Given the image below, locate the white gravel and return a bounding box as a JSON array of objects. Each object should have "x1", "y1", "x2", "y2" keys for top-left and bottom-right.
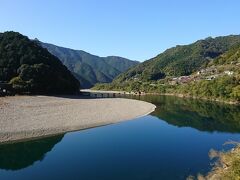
[{"x1": 0, "y1": 96, "x2": 155, "y2": 143}]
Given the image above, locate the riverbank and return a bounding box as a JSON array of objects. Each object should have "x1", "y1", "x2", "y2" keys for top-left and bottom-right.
[
  {"x1": 0, "y1": 96, "x2": 156, "y2": 144},
  {"x1": 147, "y1": 93, "x2": 240, "y2": 105},
  {"x1": 89, "y1": 88, "x2": 239, "y2": 105}
]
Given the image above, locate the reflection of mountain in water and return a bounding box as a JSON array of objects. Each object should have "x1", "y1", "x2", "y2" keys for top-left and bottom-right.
[
  {"x1": 136, "y1": 95, "x2": 240, "y2": 133},
  {"x1": 0, "y1": 135, "x2": 64, "y2": 171}
]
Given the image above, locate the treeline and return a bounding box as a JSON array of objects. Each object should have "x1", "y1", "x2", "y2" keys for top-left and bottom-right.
[
  {"x1": 94, "y1": 75, "x2": 240, "y2": 103},
  {"x1": 176, "y1": 75, "x2": 240, "y2": 102},
  {"x1": 93, "y1": 35, "x2": 240, "y2": 103}
]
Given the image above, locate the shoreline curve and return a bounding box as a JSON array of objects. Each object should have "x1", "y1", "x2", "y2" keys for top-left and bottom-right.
[{"x1": 0, "y1": 96, "x2": 156, "y2": 144}]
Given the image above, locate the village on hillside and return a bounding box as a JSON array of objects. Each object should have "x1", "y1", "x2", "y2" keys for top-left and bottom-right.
[{"x1": 168, "y1": 65, "x2": 237, "y2": 85}]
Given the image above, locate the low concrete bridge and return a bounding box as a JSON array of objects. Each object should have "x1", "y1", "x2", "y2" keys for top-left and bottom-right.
[{"x1": 80, "y1": 89, "x2": 131, "y2": 98}]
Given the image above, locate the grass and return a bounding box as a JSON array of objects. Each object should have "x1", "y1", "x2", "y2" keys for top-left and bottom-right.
[{"x1": 188, "y1": 142, "x2": 240, "y2": 180}]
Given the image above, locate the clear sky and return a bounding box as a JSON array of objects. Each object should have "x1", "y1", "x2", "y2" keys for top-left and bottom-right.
[{"x1": 0, "y1": 0, "x2": 240, "y2": 61}]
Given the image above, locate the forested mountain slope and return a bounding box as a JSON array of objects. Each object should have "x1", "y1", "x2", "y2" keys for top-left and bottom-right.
[
  {"x1": 114, "y1": 35, "x2": 240, "y2": 83},
  {"x1": 41, "y1": 42, "x2": 138, "y2": 88},
  {"x1": 94, "y1": 35, "x2": 240, "y2": 103},
  {"x1": 0, "y1": 32, "x2": 80, "y2": 94}
]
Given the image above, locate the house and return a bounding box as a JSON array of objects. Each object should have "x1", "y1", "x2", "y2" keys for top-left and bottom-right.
[
  {"x1": 178, "y1": 76, "x2": 192, "y2": 83},
  {"x1": 224, "y1": 71, "x2": 234, "y2": 76},
  {"x1": 205, "y1": 75, "x2": 217, "y2": 81},
  {"x1": 197, "y1": 70, "x2": 205, "y2": 75},
  {"x1": 150, "y1": 83, "x2": 157, "y2": 86},
  {"x1": 197, "y1": 68, "x2": 217, "y2": 75},
  {"x1": 169, "y1": 80, "x2": 177, "y2": 85},
  {"x1": 170, "y1": 76, "x2": 192, "y2": 84}
]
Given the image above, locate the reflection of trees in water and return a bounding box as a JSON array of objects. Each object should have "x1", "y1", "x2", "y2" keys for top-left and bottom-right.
[
  {"x1": 0, "y1": 135, "x2": 64, "y2": 171},
  {"x1": 139, "y1": 95, "x2": 240, "y2": 133}
]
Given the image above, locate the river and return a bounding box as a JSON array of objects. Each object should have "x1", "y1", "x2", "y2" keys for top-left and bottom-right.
[{"x1": 0, "y1": 95, "x2": 239, "y2": 179}]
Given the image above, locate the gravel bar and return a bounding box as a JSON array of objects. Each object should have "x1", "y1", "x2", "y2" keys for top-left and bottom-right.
[{"x1": 0, "y1": 96, "x2": 155, "y2": 143}]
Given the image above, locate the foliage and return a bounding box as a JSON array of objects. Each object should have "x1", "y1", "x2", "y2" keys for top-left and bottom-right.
[
  {"x1": 196, "y1": 143, "x2": 240, "y2": 180},
  {"x1": 176, "y1": 76, "x2": 240, "y2": 101},
  {"x1": 114, "y1": 35, "x2": 240, "y2": 83},
  {"x1": 174, "y1": 45, "x2": 240, "y2": 102},
  {"x1": 40, "y1": 42, "x2": 139, "y2": 88},
  {"x1": 94, "y1": 35, "x2": 240, "y2": 103},
  {"x1": 212, "y1": 44, "x2": 240, "y2": 66},
  {"x1": 94, "y1": 74, "x2": 240, "y2": 103},
  {"x1": 0, "y1": 31, "x2": 80, "y2": 94}
]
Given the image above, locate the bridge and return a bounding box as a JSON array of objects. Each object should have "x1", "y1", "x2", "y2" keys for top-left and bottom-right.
[{"x1": 80, "y1": 89, "x2": 141, "y2": 98}]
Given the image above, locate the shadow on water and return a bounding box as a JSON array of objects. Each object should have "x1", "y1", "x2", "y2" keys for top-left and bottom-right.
[
  {"x1": 0, "y1": 135, "x2": 64, "y2": 171},
  {"x1": 131, "y1": 95, "x2": 240, "y2": 133}
]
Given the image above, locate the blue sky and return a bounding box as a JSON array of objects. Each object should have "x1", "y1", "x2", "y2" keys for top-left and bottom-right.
[{"x1": 0, "y1": 0, "x2": 240, "y2": 61}]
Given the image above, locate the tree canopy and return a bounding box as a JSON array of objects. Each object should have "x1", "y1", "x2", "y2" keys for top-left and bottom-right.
[
  {"x1": 0, "y1": 31, "x2": 80, "y2": 94},
  {"x1": 40, "y1": 42, "x2": 139, "y2": 88},
  {"x1": 114, "y1": 35, "x2": 240, "y2": 83}
]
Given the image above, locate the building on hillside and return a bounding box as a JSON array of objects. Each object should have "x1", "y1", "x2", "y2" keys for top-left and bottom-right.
[
  {"x1": 169, "y1": 76, "x2": 192, "y2": 84},
  {"x1": 224, "y1": 71, "x2": 234, "y2": 76},
  {"x1": 178, "y1": 76, "x2": 192, "y2": 83},
  {"x1": 150, "y1": 83, "x2": 157, "y2": 86},
  {"x1": 205, "y1": 75, "x2": 218, "y2": 81},
  {"x1": 169, "y1": 80, "x2": 177, "y2": 85},
  {"x1": 197, "y1": 67, "x2": 217, "y2": 75}
]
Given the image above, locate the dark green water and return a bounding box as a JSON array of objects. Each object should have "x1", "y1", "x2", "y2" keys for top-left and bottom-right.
[{"x1": 0, "y1": 95, "x2": 240, "y2": 180}]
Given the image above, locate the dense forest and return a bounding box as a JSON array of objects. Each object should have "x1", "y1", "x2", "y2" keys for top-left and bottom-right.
[
  {"x1": 113, "y1": 35, "x2": 240, "y2": 83},
  {"x1": 40, "y1": 42, "x2": 139, "y2": 88},
  {"x1": 93, "y1": 35, "x2": 240, "y2": 103},
  {"x1": 0, "y1": 31, "x2": 80, "y2": 94},
  {"x1": 176, "y1": 45, "x2": 240, "y2": 101}
]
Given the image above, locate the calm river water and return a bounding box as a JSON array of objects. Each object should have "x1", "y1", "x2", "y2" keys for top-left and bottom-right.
[{"x1": 0, "y1": 95, "x2": 240, "y2": 180}]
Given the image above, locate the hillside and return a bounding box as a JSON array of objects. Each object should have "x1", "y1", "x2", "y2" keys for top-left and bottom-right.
[
  {"x1": 176, "y1": 44, "x2": 240, "y2": 101},
  {"x1": 0, "y1": 31, "x2": 80, "y2": 94},
  {"x1": 94, "y1": 35, "x2": 240, "y2": 103},
  {"x1": 40, "y1": 42, "x2": 139, "y2": 88},
  {"x1": 114, "y1": 35, "x2": 240, "y2": 83},
  {"x1": 210, "y1": 44, "x2": 240, "y2": 68}
]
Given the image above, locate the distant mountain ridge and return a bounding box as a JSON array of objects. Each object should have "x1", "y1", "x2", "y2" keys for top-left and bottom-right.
[{"x1": 40, "y1": 42, "x2": 139, "y2": 88}]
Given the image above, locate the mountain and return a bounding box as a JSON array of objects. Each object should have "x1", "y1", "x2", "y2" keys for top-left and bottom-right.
[
  {"x1": 40, "y1": 42, "x2": 139, "y2": 88},
  {"x1": 0, "y1": 31, "x2": 80, "y2": 94},
  {"x1": 93, "y1": 35, "x2": 240, "y2": 103},
  {"x1": 113, "y1": 35, "x2": 240, "y2": 83}
]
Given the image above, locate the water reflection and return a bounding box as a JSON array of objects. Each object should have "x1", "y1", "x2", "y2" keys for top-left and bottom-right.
[
  {"x1": 134, "y1": 95, "x2": 240, "y2": 133},
  {"x1": 0, "y1": 95, "x2": 239, "y2": 179},
  {"x1": 0, "y1": 135, "x2": 64, "y2": 170}
]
